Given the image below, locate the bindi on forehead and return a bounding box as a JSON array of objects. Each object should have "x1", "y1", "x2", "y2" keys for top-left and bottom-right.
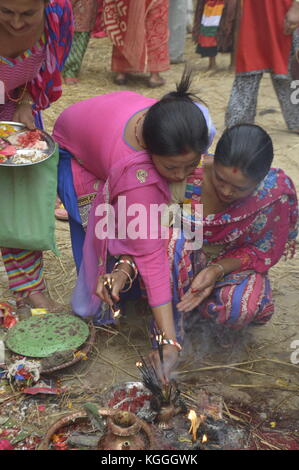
[{"x1": 231, "y1": 167, "x2": 239, "y2": 174}]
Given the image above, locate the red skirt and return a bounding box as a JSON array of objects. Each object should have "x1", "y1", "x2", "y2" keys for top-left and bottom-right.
[{"x1": 236, "y1": 0, "x2": 293, "y2": 75}]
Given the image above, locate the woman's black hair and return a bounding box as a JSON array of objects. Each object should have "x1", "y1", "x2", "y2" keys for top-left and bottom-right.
[
  {"x1": 214, "y1": 124, "x2": 274, "y2": 182},
  {"x1": 142, "y1": 69, "x2": 209, "y2": 156}
]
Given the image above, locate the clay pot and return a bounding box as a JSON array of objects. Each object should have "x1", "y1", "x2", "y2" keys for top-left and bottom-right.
[
  {"x1": 98, "y1": 411, "x2": 147, "y2": 450},
  {"x1": 39, "y1": 408, "x2": 155, "y2": 450}
]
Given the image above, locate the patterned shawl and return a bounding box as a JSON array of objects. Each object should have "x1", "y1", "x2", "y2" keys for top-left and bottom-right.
[
  {"x1": 27, "y1": 0, "x2": 74, "y2": 112},
  {"x1": 184, "y1": 166, "x2": 298, "y2": 273}
]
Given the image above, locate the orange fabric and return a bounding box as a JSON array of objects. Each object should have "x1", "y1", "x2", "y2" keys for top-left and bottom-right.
[
  {"x1": 236, "y1": 0, "x2": 293, "y2": 75},
  {"x1": 103, "y1": 0, "x2": 169, "y2": 73}
]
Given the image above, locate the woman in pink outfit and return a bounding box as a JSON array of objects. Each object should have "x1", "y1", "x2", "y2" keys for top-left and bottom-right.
[
  {"x1": 0, "y1": 0, "x2": 73, "y2": 312},
  {"x1": 53, "y1": 72, "x2": 215, "y2": 379}
]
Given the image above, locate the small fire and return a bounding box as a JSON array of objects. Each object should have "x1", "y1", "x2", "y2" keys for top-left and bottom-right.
[
  {"x1": 202, "y1": 434, "x2": 208, "y2": 444},
  {"x1": 136, "y1": 361, "x2": 143, "y2": 368},
  {"x1": 112, "y1": 308, "x2": 121, "y2": 319},
  {"x1": 188, "y1": 409, "x2": 205, "y2": 442}
]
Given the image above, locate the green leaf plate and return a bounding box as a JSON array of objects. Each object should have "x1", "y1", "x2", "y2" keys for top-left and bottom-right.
[{"x1": 5, "y1": 314, "x2": 90, "y2": 358}]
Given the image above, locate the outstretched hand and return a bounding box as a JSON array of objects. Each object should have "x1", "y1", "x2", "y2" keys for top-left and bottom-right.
[{"x1": 176, "y1": 265, "x2": 221, "y2": 312}]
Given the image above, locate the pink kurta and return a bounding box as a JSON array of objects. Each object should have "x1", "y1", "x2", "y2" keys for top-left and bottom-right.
[
  {"x1": 53, "y1": 91, "x2": 172, "y2": 308},
  {"x1": 0, "y1": 36, "x2": 46, "y2": 120}
]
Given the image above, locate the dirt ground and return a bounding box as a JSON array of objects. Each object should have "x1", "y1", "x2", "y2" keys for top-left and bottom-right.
[{"x1": 1, "y1": 35, "x2": 299, "y2": 427}]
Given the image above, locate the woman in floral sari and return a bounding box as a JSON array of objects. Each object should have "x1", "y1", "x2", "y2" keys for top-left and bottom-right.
[{"x1": 169, "y1": 124, "x2": 298, "y2": 346}]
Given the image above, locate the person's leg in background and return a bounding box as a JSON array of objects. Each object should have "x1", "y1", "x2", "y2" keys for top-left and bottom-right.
[
  {"x1": 225, "y1": 72, "x2": 263, "y2": 127},
  {"x1": 168, "y1": 0, "x2": 188, "y2": 64},
  {"x1": 271, "y1": 75, "x2": 299, "y2": 132},
  {"x1": 62, "y1": 32, "x2": 91, "y2": 84}
]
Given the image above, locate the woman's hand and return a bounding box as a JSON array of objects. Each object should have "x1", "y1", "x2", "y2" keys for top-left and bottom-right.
[
  {"x1": 13, "y1": 103, "x2": 35, "y2": 130},
  {"x1": 96, "y1": 270, "x2": 128, "y2": 305},
  {"x1": 176, "y1": 265, "x2": 221, "y2": 312},
  {"x1": 148, "y1": 345, "x2": 179, "y2": 384},
  {"x1": 284, "y1": 2, "x2": 299, "y2": 34}
]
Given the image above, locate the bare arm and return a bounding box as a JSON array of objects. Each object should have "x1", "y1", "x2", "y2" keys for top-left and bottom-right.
[
  {"x1": 284, "y1": 1, "x2": 299, "y2": 34},
  {"x1": 12, "y1": 91, "x2": 35, "y2": 130}
]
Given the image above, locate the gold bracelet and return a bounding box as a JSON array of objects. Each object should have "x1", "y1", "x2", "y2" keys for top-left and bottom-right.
[
  {"x1": 17, "y1": 100, "x2": 34, "y2": 106},
  {"x1": 112, "y1": 268, "x2": 133, "y2": 293},
  {"x1": 114, "y1": 258, "x2": 138, "y2": 281},
  {"x1": 209, "y1": 263, "x2": 225, "y2": 280}
]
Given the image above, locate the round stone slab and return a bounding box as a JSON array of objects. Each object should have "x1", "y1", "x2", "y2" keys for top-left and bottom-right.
[{"x1": 5, "y1": 314, "x2": 90, "y2": 358}]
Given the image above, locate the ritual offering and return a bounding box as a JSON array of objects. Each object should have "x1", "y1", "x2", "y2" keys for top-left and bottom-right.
[
  {"x1": 0, "y1": 122, "x2": 55, "y2": 166},
  {"x1": 5, "y1": 314, "x2": 90, "y2": 358}
]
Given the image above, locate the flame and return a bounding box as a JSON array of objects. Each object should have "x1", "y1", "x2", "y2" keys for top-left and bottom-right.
[
  {"x1": 112, "y1": 308, "x2": 121, "y2": 319},
  {"x1": 202, "y1": 434, "x2": 208, "y2": 443},
  {"x1": 136, "y1": 361, "x2": 143, "y2": 368},
  {"x1": 155, "y1": 333, "x2": 164, "y2": 344},
  {"x1": 188, "y1": 409, "x2": 204, "y2": 442}
]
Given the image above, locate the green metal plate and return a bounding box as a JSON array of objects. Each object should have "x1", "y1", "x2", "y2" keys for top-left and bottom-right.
[{"x1": 5, "y1": 314, "x2": 90, "y2": 358}]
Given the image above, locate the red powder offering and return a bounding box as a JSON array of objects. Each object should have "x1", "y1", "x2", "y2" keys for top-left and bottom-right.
[
  {"x1": 17, "y1": 130, "x2": 43, "y2": 148},
  {"x1": 108, "y1": 386, "x2": 151, "y2": 413}
]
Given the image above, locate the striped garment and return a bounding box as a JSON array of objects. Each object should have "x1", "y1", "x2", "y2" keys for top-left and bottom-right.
[
  {"x1": 0, "y1": 0, "x2": 73, "y2": 300},
  {"x1": 62, "y1": 32, "x2": 90, "y2": 79},
  {"x1": 0, "y1": 37, "x2": 48, "y2": 298},
  {"x1": 197, "y1": 0, "x2": 225, "y2": 57},
  {"x1": 0, "y1": 35, "x2": 46, "y2": 120},
  {"x1": 1, "y1": 249, "x2": 45, "y2": 299}
]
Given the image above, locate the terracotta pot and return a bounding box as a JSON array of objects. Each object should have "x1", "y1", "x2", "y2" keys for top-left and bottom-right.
[
  {"x1": 98, "y1": 411, "x2": 148, "y2": 450},
  {"x1": 38, "y1": 408, "x2": 155, "y2": 450}
]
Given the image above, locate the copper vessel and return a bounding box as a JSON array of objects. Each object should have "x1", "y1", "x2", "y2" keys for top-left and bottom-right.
[
  {"x1": 98, "y1": 410, "x2": 153, "y2": 450},
  {"x1": 156, "y1": 403, "x2": 180, "y2": 430}
]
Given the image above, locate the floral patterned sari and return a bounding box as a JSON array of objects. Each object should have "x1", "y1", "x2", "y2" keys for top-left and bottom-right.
[{"x1": 169, "y1": 164, "x2": 298, "y2": 343}]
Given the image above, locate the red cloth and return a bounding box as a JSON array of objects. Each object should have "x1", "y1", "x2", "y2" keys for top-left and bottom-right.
[
  {"x1": 103, "y1": 0, "x2": 169, "y2": 73},
  {"x1": 71, "y1": 0, "x2": 98, "y2": 32},
  {"x1": 236, "y1": 0, "x2": 293, "y2": 75}
]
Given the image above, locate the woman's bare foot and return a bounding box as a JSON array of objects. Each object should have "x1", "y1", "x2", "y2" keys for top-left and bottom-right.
[
  {"x1": 208, "y1": 57, "x2": 217, "y2": 71},
  {"x1": 148, "y1": 73, "x2": 165, "y2": 88},
  {"x1": 114, "y1": 73, "x2": 127, "y2": 85},
  {"x1": 27, "y1": 292, "x2": 69, "y2": 313}
]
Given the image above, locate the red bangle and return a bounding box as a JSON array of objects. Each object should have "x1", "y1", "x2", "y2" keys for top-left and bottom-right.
[
  {"x1": 114, "y1": 259, "x2": 138, "y2": 281},
  {"x1": 161, "y1": 338, "x2": 182, "y2": 352}
]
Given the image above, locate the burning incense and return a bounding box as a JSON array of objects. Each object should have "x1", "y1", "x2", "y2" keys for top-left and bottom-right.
[
  {"x1": 136, "y1": 357, "x2": 183, "y2": 409},
  {"x1": 153, "y1": 325, "x2": 165, "y2": 366},
  {"x1": 103, "y1": 279, "x2": 121, "y2": 319},
  {"x1": 136, "y1": 356, "x2": 165, "y2": 403}
]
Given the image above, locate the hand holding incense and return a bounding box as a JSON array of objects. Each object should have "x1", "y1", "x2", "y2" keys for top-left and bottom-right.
[{"x1": 103, "y1": 278, "x2": 121, "y2": 319}]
